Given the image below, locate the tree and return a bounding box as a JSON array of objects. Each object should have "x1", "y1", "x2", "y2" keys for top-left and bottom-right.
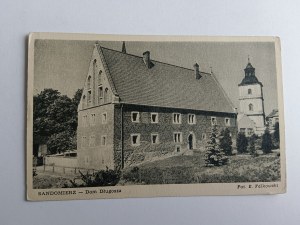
[
  {"x1": 248, "y1": 134, "x2": 258, "y2": 157},
  {"x1": 236, "y1": 132, "x2": 248, "y2": 154},
  {"x1": 262, "y1": 128, "x2": 273, "y2": 154},
  {"x1": 204, "y1": 126, "x2": 228, "y2": 166},
  {"x1": 33, "y1": 88, "x2": 82, "y2": 155},
  {"x1": 274, "y1": 122, "x2": 280, "y2": 143},
  {"x1": 219, "y1": 128, "x2": 233, "y2": 156}
]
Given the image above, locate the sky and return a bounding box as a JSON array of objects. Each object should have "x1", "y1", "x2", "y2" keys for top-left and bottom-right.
[{"x1": 34, "y1": 39, "x2": 278, "y2": 115}]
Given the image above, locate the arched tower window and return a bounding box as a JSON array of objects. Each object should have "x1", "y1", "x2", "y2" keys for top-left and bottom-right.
[
  {"x1": 87, "y1": 76, "x2": 91, "y2": 89},
  {"x1": 93, "y1": 59, "x2": 97, "y2": 75},
  {"x1": 249, "y1": 103, "x2": 253, "y2": 111},
  {"x1": 248, "y1": 88, "x2": 252, "y2": 95},
  {"x1": 98, "y1": 86, "x2": 103, "y2": 100}
]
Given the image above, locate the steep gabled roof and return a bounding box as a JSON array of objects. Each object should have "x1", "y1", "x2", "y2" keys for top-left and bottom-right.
[{"x1": 98, "y1": 46, "x2": 235, "y2": 114}]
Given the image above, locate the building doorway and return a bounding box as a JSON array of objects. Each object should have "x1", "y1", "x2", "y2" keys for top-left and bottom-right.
[{"x1": 188, "y1": 134, "x2": 194, "y2": 150}]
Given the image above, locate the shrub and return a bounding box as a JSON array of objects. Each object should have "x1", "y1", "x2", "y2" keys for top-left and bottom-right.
[
  {"x1": 204, "y1": 126, "x2": 228, "y2": 166},
  {"x1": 237, "y1": 132, "x2": 248, "y2": 154},
  {"x1": 219, "y1": 128, "x2": 233, "y2": 156},
  {"x1": 262, "y1": 128, "x2": 273, "y2": 154},
  {"x1": 69, "y1": 167, "x2": 121, "y2": 187},
  {"x1": 248, "y1": 134, "x2": 258, "y2": 157},
  {"x1": 122, "y1": 166, "x2": 140, "y2": 183}
]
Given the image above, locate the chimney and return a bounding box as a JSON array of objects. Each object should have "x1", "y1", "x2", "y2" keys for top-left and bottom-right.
[
  {"x1": 193, "y1": 63, "x2": 201, "y2": 79},
  {"x1": 143, "y1": 51, "x2": 153, "y2": 69}
]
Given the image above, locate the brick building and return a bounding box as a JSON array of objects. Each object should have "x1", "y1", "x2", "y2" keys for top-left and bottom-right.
[{"x1": 77, "y1": 42, "x2": 237, "y2": 170}]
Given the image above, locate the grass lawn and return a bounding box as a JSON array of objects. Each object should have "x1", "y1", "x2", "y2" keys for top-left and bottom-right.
[{"x1": 121, "y1": 151, "x2": 280, "y2": 185}]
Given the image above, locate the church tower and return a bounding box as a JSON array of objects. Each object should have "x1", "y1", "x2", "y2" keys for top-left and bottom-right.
[{"x1": 238, "y1": 58, "x2": 265, "y2": 135}]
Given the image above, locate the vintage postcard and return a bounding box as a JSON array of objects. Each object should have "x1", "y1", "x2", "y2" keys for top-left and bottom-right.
[{"x1": 27, "y1": 33, "x2": 286, "y2": 201}]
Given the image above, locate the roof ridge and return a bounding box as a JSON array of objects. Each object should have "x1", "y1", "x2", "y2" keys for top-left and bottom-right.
[{"x1": 100, "y1": 46, "x2": 211, "y2": 75}]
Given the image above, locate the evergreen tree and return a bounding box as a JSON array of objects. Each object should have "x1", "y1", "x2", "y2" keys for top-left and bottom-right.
[
  {"x1": 248, "y1": 134, "x2": 258, "y2": 157},
  {"x1": 236, "y1": 132, "x2": 248, "y2": 154},
  {"x1": 262, "y1": 128, "x2": 273, "y2": 154},
  {"x1": 219, "y1": 128, "x2": 233, "y2": 156},
  {"x1": 274, "y1": 122, "x2": 280, "y2": 143},
  {"x1": 204, "y1": 126, "x2": 228, "y2": 166}
]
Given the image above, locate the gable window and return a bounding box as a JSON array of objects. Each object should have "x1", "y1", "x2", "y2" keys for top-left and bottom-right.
[
  {"x1": 131, "y1": 134, "x2": 140, "y2": 146},
  {"x1": 87, "y1": 76, "x2": 91, "y2": 89},
  {"x1": 82, "y1": 95, "x2": 86, "y2": 108},
  {"x1": 87, "y1": 90, "x2": 91, "y2": 102},
  {"x1": 173, "y1": 113, "x2": 181, "y2": 124},
  {"x1": 102, "y1": 112, "x2": 107, "y2": 124},
  {"x1": 225, "y1": 118, "x2": 230, "y2": 126},
  {"x1": 174, "y1": 132, "x2": 182, "y2": 143},
  {"x1": 101, "y1": 135, "x2": 107, "y2": 146},
  {"x1": 188, "y1": 114, "x2": 196, "y2": 124},
  {"x1": 151, "y1": 133, "x2": 159, "y2": 144},
  {"x1": 151, "y1": 113, "x2": 158, "y2": 123},
  {"x1": 104, "y1": 88, "x2": 109, "y2": 103},
  {"x1": 98, "y1": 70, "x2": 102, "y2": 84},
  {"x1": 248, "y1": 88, "x2": 252, "y2": 95},
  {"x1": 98, "y1": 86, "x2": 103, "y2": 99},
  {"x1": 211, "y1": 117, "x2": 217, "y2": 125},
  {"x1": 89, "y1": 135, "x2": 95, "y2": 147},
  {"x1": 249, "y1": 103, "x2": 254, "y2": 111},
  {"x1": 131, "y1": 112, "x2": 140, "y2": 123},
  {"x1": 90, "y1": 113, "x2": 96, "y2": 126}
]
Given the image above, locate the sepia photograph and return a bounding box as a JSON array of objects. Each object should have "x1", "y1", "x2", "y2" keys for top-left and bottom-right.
[{"x1": 27, "y1": 33, "x2": 285, "y2": 201}]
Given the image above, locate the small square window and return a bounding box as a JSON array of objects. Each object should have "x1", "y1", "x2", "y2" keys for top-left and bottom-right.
[
  {"x1": 225, "y1": 118, "x2": 230, "y2": 126},
  {"x1": 188, "y1": 114, "x2": 196, "y2": 124},
  {"x1": 131, "y1": 134, "x2": 140, "y2": 146},
  {"x1": 102, "y1": 112, "x2": 107, "y2": 124},
  {"x1": 175, "y1": 145, "x2": 181, "y2": 153},
  {"x1": 131, "y1": 112, "x2": 140, "y2": 123},
  {"x1": 173, "y1": 113, "x2": 181, "y2": 124},
  {"x1": 174, "y1": 132, "x2": 182, "y2": 143},
  {"x1": 82, "y1": 136, "x2": 87, "y2": 147},
  {"x1": 151, "y1": 113, "x2": 158, "y2": 123},
  {"x1": 89, "y1": 135, "x2": 95, "y2": 147},
  {"x1": 90, "y1": 113, "x2": 96, "y2": 126},
  {"x1": 151, "y1": 133, "x2": 159, "y2": 144},
  {"x1": 101, "y1": 136, "x2": 107, "y2": 146},
  {"x1": 211, "y1": 117, "x2": 217, "y2": 125}
]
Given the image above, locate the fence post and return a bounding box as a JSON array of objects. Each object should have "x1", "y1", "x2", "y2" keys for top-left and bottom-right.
[
  {"x1": 44, "y1": 164, "x2": 46, "y2": 172},
  {"x1": 52, "y1": 166, "x2": 55, "y2": 173},
  {"x1": 75, "y1": 168, "x2": 77, "y2": 174}
]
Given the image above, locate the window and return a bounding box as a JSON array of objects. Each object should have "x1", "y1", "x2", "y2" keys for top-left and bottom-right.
[
  {"x1": 240, "y1": 128, "x2": 246, "y2": 134},
  {"x1": 151, "y1": 113, "x2": 158, "y2": 123},
  {"x1": 82, "y1": 95, "x2": 86, "y2": 108},
  {"x1": 249, "y1": 103, "x2": 253, "y2": 111},
  {"x1": 89, "y1": 135, "x2": 95, "y2": 147},
  {"x1": 90, "y1": 113, "x2": 96, "y2": 125},
  {"x1": 83, "y1": 115, "x2": 88, "y2": 127},
  {"x1": 104, "y1": 88, "x2": 109, "y2": 103},
  {"x1": 174, "y1": 132, "x2": 182, "y2": 143},
  {"x1": 131, "y1": 112, "x2": 140, "y2": 123},
  {"x1": 173, "y1": 113, "x2": 181, "y2": 124},
  {"x1": 87, "y1": 90, "x2": 91, "y2": 102},
  {"x1": 225, "y1": 118, "x2": 230, "y2": 126},
  {"x1": 98, "y1": 86, "x2": 103, "y2": 99},
  {"x1": 248, "y1": 88, "x2": 252, "y2": 95},
  {"x1": 202, "y1": 133, "x2": 206, "y2": 140},
  {"x1": 98, "y1": 70, "x2": 102, "y2": 84},
  {"x1": 81, "y1": 136, "x2": 87, "y2": 147},
  {"x1": 188, "y1": 114, "x2": 196, "y2": 124},
  {"x1": 101, "y1": 135, "x2": 107, "y2": 146},
  {"x1": 175, "y1": 145, "x2": 181, "y2": 153},
  {"x1": 211, "y1": 117, "x2": 217, "y2": 125},
  {"x1": 131, "y1": 134, "x2": 140, "y2": 146},
  {"x1": 151, "y1": 133, "x2": 159, "y2": 144},
  {"x1": 87, "y1": 76, "x2": 91, "y2": 89},
  {"x1": 102, "y1": 112, "x2": 107, "y2": 124}
]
